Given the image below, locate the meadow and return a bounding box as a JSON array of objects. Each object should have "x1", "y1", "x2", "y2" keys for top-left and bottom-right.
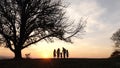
[{"x1": 0, "y1": 58, "x2": 120, "y2": 68}]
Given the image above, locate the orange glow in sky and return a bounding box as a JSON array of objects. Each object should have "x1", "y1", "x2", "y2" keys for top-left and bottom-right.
[
  {"x1": 0, "y1": 39, "x2": 113, "y2": 59},
  {"x1": 1, "y1": 0, "x2": 119, "y2": 59}
]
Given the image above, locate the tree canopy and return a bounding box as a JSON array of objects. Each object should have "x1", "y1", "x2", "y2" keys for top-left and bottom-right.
[
  {"x1": 0, "y1": 0, "x2": 86, "y2": 59},
  {"x1": 111, "y1": 28, "x2": 120, "y2": 58},
  {"x1": 111, "y1": 29, "x2": 120, "y2": 50}
]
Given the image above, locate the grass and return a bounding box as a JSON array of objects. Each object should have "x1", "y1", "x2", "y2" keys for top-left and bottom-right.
[{"x1": 0, "y1": 58, "x2": 120, "y2": 68}]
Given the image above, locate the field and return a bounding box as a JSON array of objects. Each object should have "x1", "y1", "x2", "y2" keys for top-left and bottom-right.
[{"x1": 0, "y1": 58, "x2": 120, "y2": 68}]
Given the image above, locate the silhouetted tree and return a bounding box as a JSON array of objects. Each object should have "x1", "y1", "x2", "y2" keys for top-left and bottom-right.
[
  {"x1": 111, "y1": 28, "x2": 120, "y2": 58},
  {"x1": 0, "y1": 0, "x2": 86, "y2": 59},
  {"x1": 110, "y1": 50, "x2": 120, "y2": 58},
  {"x1": 111, "y1": 29, "x2": 120, "y2": 49}
]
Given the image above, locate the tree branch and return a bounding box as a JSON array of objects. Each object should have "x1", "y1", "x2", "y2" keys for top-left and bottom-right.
[{"x1": 22, "y1": 33, "x2": 54, "y2": 49}]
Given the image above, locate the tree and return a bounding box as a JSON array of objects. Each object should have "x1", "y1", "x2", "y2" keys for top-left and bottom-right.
[
  {"x1": 111, "y1": 29, "x2": 120, "y2": 58},
  {"x1": 0, "y1": 0, "x2": 86, "y2": 59},
  {"x1": 110, "y1": 50, "x2": 120, "y2": 58},
  {"x1": 111, "y1": 29, "x2": 120, "y2": 50}
]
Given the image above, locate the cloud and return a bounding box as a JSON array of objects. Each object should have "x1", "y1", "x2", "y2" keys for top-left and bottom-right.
[
  {"x1": 66, "y1": 0, "x2": 105, "y2": 31},
  {"x1": 95, "y1": 0, "x2": 120, "y2": 25},
  {"x1": 66, "y1": 0, "x2": 120, "y2": 45},
  {"x1": 64, "y1": 0, "x2": 120, "y2": 57}
]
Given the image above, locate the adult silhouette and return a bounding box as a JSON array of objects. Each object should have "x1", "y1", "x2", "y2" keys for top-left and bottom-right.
[
  {"x1": 66, "y1": 50, "x2": 69, "y2": 58},
  {"x1": 53, "y1": 49, "x2": 56, "y2": 58},
  {"x1": 62, "y1": 47, "x2": 66, "y2": 58},
  {"x1": 57, "y1": 48, "x2": 60, "y2": 58}
]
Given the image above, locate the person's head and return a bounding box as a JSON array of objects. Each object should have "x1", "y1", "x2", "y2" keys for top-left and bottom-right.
[{"x1": 58, "y1": 48, "x2": 60, "y2": 50}]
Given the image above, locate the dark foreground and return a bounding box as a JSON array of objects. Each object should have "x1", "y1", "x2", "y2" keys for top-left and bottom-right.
[{"x1": 0, "y1": 58, "x2": 120, "y2": 68}]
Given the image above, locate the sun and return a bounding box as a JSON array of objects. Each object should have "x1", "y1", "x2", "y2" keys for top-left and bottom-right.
[
  {"x1": 40, "y1": 52, "x2": 51, "y2": 58},
  {"x1": 43, "y1": 54, "x2": 50, "y2": 58}
]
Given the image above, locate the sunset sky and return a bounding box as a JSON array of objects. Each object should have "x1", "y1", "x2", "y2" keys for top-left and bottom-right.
[{"x1": 0, "y1": 0, "x2": 120, "y2": 59}]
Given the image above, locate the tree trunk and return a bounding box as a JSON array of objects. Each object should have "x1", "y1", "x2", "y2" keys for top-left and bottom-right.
[{"x1": 14, "y1": 49, "x2": 22, "y2": 60}]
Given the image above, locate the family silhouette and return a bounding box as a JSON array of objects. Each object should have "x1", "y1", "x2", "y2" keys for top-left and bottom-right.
[{"x1": 53, "y1": 47, "x2": 69, "y2": 58}]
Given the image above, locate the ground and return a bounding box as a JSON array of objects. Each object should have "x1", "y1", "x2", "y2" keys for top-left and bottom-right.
[{"x1": 0, "y1": 58, "x2": 120, "y2": 68}]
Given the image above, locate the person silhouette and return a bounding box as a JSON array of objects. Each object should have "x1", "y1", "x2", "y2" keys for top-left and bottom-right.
[
  {"x1": 62, "y1": 47, "x2": 66, "y2": 58},
  {"x1": 60, "y1": 52, "x2": 62, "y2": 58},
  {"x1": 66, "y1": 50, "x2": 69, "y2": 58},
  {"x1": 53, "y1": 49, "x2": 56, "y2": 58},
  {"x1": 57, "y1": 48, "x2": 60, "y2": 58}
]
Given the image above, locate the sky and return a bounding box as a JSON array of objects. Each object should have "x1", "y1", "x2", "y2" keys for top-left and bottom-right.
[{"x1": 0, "y1": 0, "x2": 120, "y2": 59}]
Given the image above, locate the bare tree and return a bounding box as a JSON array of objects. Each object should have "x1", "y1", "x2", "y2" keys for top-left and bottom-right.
[
  {"x1": 111, "y1": 29, "x2": 120, "y2": 51},
  {"x1": 111, "y1": 28, "x2": 120, "y2": 58},
  {"x1": 0, "y1": 0, "x2": 86, "y2": 59}
]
